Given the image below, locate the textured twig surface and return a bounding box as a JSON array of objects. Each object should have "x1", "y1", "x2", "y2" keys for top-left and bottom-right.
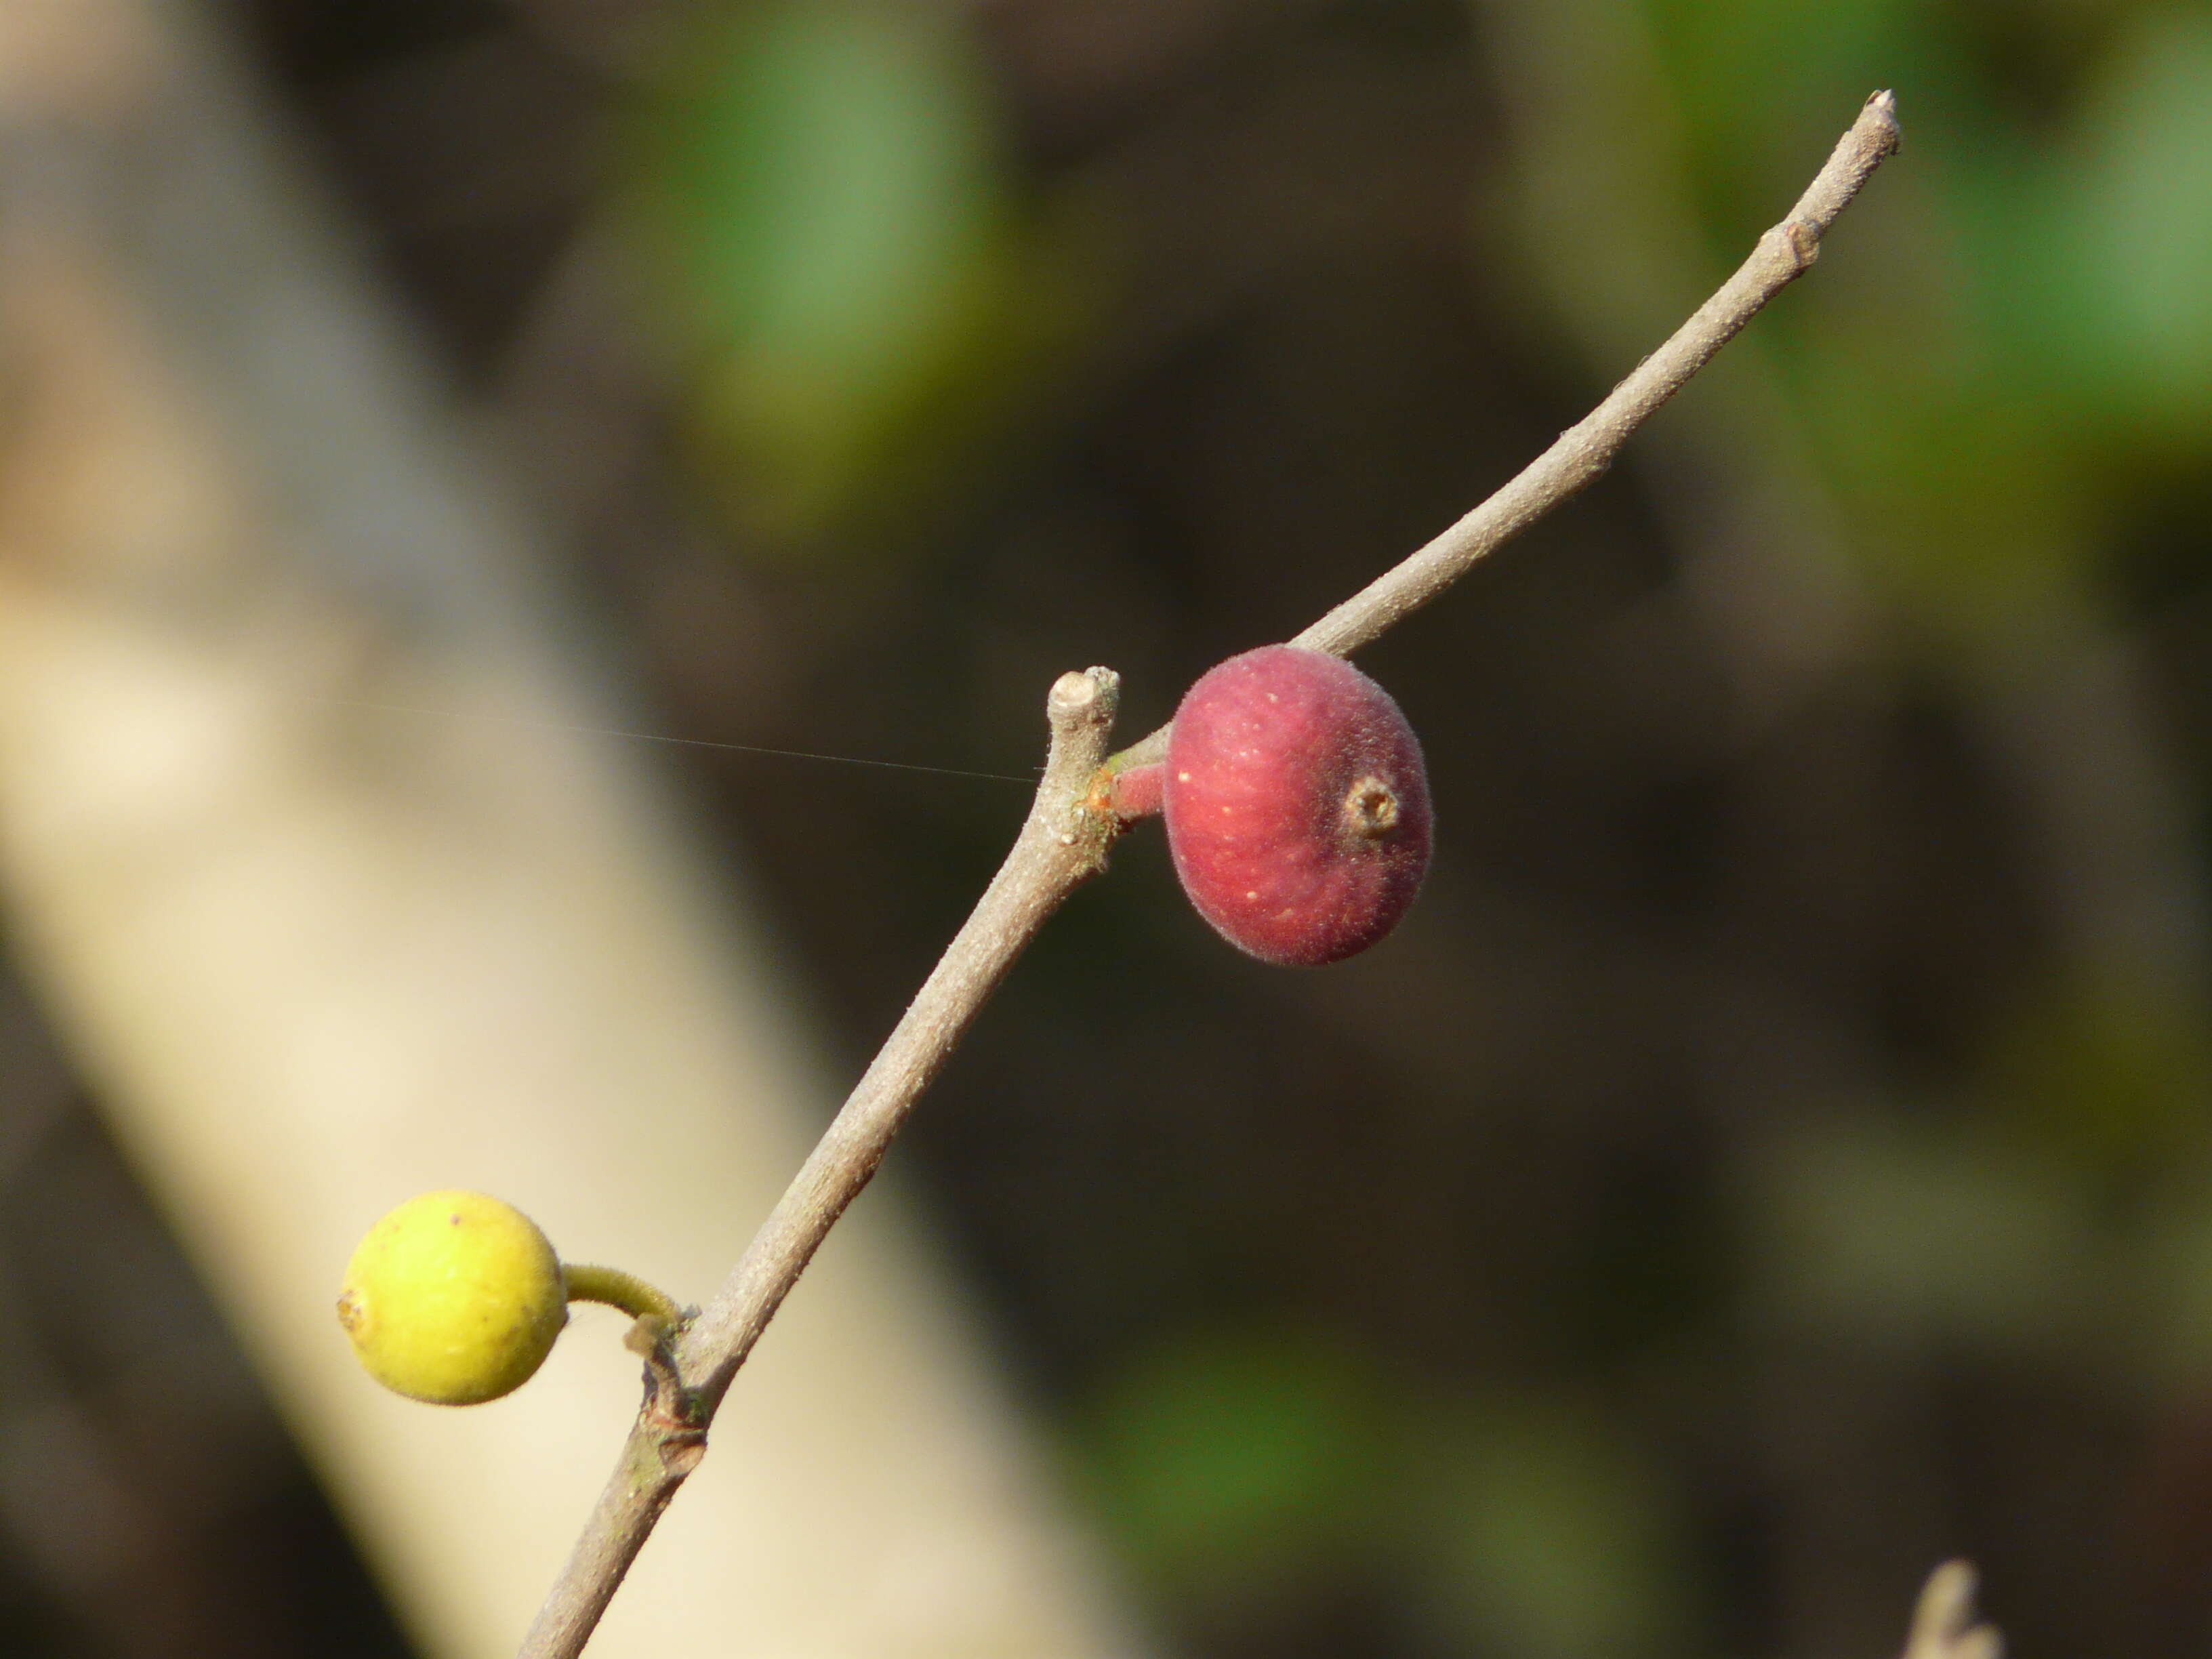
[{"x1": 520, "y1": 93, "x2": 1903, "y2": 1658}]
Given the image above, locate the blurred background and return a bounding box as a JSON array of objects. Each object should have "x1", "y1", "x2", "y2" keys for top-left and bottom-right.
[{"x1": 4, "y1": 0, "x2": 2212, "y2": 1655}]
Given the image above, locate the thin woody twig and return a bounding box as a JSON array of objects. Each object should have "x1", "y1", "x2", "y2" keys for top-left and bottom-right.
[
  {"x1": 518, "y1": 668, "x2": 1123, "y2": 1659},
  {"x1": 519, "y1": 93, "x2": 1902, "y2": 1658},
  {"x1": 1111, "y1": 89, "x2": 1901, "y2": 772}
]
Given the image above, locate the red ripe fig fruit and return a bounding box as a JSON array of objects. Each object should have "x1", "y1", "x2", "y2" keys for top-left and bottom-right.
[{"x1": 1164, "y1": 645, "x2": 1431, "y2": 966}]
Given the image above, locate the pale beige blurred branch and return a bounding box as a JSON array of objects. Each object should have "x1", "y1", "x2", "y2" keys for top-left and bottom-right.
[
  {"x1": 523, "y1": 91, "x2": 1902, "y2": 1658},
  {"x1": 1901, "y1": 1562, "x2": 2003, "y2": 1659}
]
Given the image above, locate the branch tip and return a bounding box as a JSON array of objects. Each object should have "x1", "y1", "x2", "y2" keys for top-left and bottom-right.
[
  {"x1": 1904, "y1": 1561, "x2": 2003, "y2": 1659},
  {"x1": 1048, "y1": 666, "x2": 1120, "y2": 732}
]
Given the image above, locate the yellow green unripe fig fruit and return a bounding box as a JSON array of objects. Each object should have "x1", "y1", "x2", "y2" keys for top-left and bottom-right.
[{"x1": 337, "y1": 1191, "x2": 569, "y2": 1405}]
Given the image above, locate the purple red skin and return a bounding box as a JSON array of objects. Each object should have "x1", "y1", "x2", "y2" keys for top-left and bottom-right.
[{"x1": 1163, "y1": 646, "x2": 1431, "y2": 966}]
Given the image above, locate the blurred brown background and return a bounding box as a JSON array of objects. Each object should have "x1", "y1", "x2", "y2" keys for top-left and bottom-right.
[{"x1": 5, "y1": 0, "x2": 2212, "y2": 1655}]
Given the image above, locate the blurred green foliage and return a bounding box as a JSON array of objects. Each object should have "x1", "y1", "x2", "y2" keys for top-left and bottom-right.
[
  {"x1": 1083, "y1": 1325, "x2": 1694, "y2": 1656},
  {"x1": 2064, "y1": 11, "x2": 2212, "y2": 439},
  {"x1": 1646, "y1": 0, "x2": 2212, "y2": 630},
  {"x1": 1980, "y1": 970, "x2": 2212, "y2": 1174},
  {"x1": 1748, "y1": 1116, "x2": 2108, "y2": 1358},
  {"x1": 1082, "y1": 1326, "x2": 1387, "y2": 1601},
  {"x1": 1406, "y1": 1394, "x2": 1695, "y2": 1659},
  {"x1": 621, "y1": 1, "x2": 1096, "y2": 552}
]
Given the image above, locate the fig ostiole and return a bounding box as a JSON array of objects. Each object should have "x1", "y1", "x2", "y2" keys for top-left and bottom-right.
[{"x1": 1162, "y1": 644, "x2": 1431, "y2": 966}]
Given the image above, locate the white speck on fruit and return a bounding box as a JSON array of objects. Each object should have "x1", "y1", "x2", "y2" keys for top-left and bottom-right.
[
  {"x1": 1245, "y1": 890, "x2": 1258, "y2": 900},
  {"x1": 1178, "y1": 771, "x2": 1191, "y2": 782}
]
